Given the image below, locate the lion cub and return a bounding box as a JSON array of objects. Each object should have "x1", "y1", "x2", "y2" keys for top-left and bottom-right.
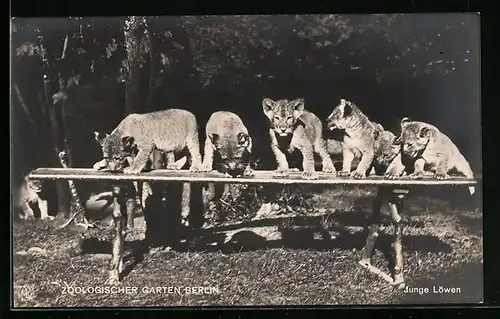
[
  {"x1": 201, "y1": 111, "x2": 253, "y2": 178},
  {"x1": 94, "y1": 109, "x2": 203, "y2": 174},
  {"x1": 395, "y1": 117, "x2": 475, "y2": 181},
  {"x1": 326, "y1": 98, "x2": 389, "y2": 179},
  {"x1": 262, "y1": 98, "x2": 336, "y2": 180},
  {"x1": 14, "y1": 175, "x2": 51, "y2": 220}
]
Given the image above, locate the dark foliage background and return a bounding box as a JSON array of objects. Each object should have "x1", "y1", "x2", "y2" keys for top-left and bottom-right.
[{"x1": 11, "y1": 14, "x2": 481, "y2": 190}]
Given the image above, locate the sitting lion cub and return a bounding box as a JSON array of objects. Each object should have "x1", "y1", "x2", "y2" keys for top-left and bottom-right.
[
  {"x1": 326, "y1": 98, "x2": 387, "y2": 179},
  {"x1": 201, "y1": 111, "x2": 254, "y2": 178},
  {"x1": 14, "y1": 175, "x2": 51, "y2": 220},
  {"x1": 94, "y1": 109, "x2": 204, "y2": 174},
  {"x1": 262, "y1": 97, "x2": 336, "y2": 180},
  {"x1": 395, "y1": 117, "x2": 475, "y2": 181}
]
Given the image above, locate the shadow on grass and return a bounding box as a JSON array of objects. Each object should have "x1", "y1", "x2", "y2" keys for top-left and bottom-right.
[
  {"x1": 195, "y1": 221, "x2": 452, "y2": 254},
  {"x1": 77, "y1": 208, "x2": 453, "y2": 282}
]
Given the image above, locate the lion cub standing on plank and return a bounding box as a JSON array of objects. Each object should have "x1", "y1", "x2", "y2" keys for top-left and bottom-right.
[
  {"x1": 395, "y1": 117, "x2": 475, "y2": 182},
  {"x1": 94, "y1": 109, "x2": 204, "y2": 174},
  {"x1": 326, "y1": 98, "x2": 400, "y2": 179},
  {"x1": 262, "y1": 97, "x2": 336, "y2": 180},
  {"x1": 201, "y1": 111, "x2": 254, "y2": 178}
]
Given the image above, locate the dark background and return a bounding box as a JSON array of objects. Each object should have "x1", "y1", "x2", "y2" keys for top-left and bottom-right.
[{"x1": 11, "y1": 14, "x2": 481, "y2": 190}]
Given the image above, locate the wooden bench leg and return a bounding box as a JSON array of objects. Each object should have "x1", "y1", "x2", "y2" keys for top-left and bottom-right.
[
  {"x1": 181, "y1": 182, "x2": 191, "y2": 227},
  {"x1": 359, "y1": 187, "x2": 409, "y2": 287},
  {"x1": 388, "y1": 189, "x2": 408, "y2": 288},
  {"x1": 108, "y1": 185, "x2": 127, "y2": 284},
  {"x1": 360, "y1": 191, "x2": 383, "y2": 266},
  {"x1": 359, "y1": 188, "x2": 394, "y2": 284},
  {"x1": 125, "y1": 183, "x2": 136, "y2": 232}
]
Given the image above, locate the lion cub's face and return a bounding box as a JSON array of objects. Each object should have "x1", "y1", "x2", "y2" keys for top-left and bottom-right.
[
  {"x1": 94, "y1": 132, "x2": 136, "y2": 172},
  {"x1": 395, "y1": 118, "x2": 432, "y2": 158},
  {"x1": 26, "y1": 177, "x2": 44, "y2": 193},
  {"x1": 326, "y1": 99, "x2": 355, "y2": 131},
  {"x1": 262, "y1": 98, "x2": 305, "y2": 136},
  {"x1": 209, "y1": 132, "x2": 252, "y2": 177}
]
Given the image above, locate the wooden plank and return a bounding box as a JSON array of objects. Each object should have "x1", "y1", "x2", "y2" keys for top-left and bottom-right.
[{"x1": 28, "y1": 168, "x2": 479, "y2": 186}]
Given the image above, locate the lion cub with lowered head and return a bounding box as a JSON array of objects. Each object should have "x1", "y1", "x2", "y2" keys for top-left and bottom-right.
[
  {"x1": 395, "y1": 117, "x2": 475, "y2": 181},
  {"x1": 262, "y1": 98, "x2": 336, "y2": 180},
  {"x1": 326, "y1": 98, "x2": 405, "y2": 179},
  {"x1": 94, "y1": 109, "x2": 204, "y2": 174},
  {"x1": 201, "y1": 111, "x2": 254, "y2": 177}
]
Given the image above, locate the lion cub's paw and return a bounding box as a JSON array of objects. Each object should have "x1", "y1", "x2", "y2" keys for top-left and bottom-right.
[
  {"x1": 189, "y1": 164, "x2": 203, "y2": 173},
  {"x1": 123, "y1": 167, "x2": 141, "y2": 174},
  {"x1": 322, "y1": 165, "x2": 337, "y2": 174},
  {"x1": 409, "y1": 172, "x2": 425, "y2": 179},
  {"x1": 350, "y1": 170, "x2": 366, "y2": 179},
  {"x1": 301, "y1": 171, "x2": 318, "y2": 180},
  {"x1": 243, "y1": 167, "x2": 255, "y2": 177},
  {"x1": 274, "y1": 169, "x2": 290, "y2": 177},
  {"x1": 434, "y1": 172, "x2": 450, "y2": 180},
  {"x1": 384, "y1": 173, "x2": 402, "y2": 180},
  {"x1": 337, "y1": 170, "x2": 350, "y2": 177},
  {"x1": 200, "y1": 164, "x2": 214, "y2": 172}
]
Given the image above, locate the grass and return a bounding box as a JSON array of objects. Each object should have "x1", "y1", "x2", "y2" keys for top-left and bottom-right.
[{"x1": 12, "y1": 185, "x2": 483, "y2": 307}]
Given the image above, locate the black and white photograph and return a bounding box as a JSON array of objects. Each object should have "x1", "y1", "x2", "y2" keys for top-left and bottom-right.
[{"x1": 11, "y1": 13, "x2": 482, "y2": 307}]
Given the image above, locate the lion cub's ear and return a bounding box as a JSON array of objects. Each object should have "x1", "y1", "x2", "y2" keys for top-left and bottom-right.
[
  {"x1": 262, "y1": 98, "x2": 275, "y2": 112},
  {"x1": 292, "y1": 98, "x2": 305, "y2": 112},
  {"x1": 94, "y1": 131, "x2": 109, "y2": 146},
  {"x1": 400, "y1": 117, "x2": 411, "y2": 127},
  {"x1": 342, "y1": 100, "x2": 353, "y2": 117},
  {"x1": 418, "y1": 126, "x2": 431, "y2": 139}
]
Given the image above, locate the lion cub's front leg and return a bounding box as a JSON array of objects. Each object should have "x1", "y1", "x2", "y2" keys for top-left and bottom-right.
[
  {"x1": 186, "y1": 132, "x2": 203, "y2": 172},
  {"x1": 123, "y1": 147, "x2": 153, "y2": 174},
  {"x1": 269, "y1": 129, "x2": 290, "y2": 177},
  {"x1": 38, "y1": 198, "x2": 51, "y2": 220},
  {"x1": 299, "y1": 143, "x2": 318, "y2": 180},
  {"x1": 409, "y1": 158, "x2": 426, "y2": 179},
  {"x1": 352, "y1": 148, "x2": 374, "y2": 179},
  {"x1": 434, "y1": 155, "x2": 451, "y2": 180},
  {"x1": 201, "y1": 136, "x2": 215, "y2": 172},
  {"x1": 292, "y1": 127, "x2": 318, "y2": 180},
  {"x1": 384, "y1": 153, "x2": 406, "y2": 179},
  {"x1": 316, "y1": 142, "x2": 336, "y2": 174},
  {"x1": 339, "y1": 148, "x2": 355, "y2": 177}
]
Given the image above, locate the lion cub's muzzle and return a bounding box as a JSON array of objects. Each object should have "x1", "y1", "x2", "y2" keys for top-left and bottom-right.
[
  {"x1": 216, "y1": 161, "x2": 248, "y2": 178},
  {"x1": 274, "y1": 127, "x2": 292, "y2": 137},
  {"x1": 326, "y1": 119, "x2": 339, "y2": 131}
]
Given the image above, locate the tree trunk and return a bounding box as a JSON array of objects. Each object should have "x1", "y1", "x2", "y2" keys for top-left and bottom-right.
[
  {"x1": 143, "y1": 17, "x2": 155, "y2": 109},
  {"x1": 38, "y1": 33, "x2": 71, "y2": 218},
  {"x1": 123, "y1": 16, "x2": 143, "y2": 115},
  {"x1": 13, "y1": 82, "x2": 37, "y2": 129},
  {"x1": 55, "y1": 33, "x2": 88, "y2": 225}
]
